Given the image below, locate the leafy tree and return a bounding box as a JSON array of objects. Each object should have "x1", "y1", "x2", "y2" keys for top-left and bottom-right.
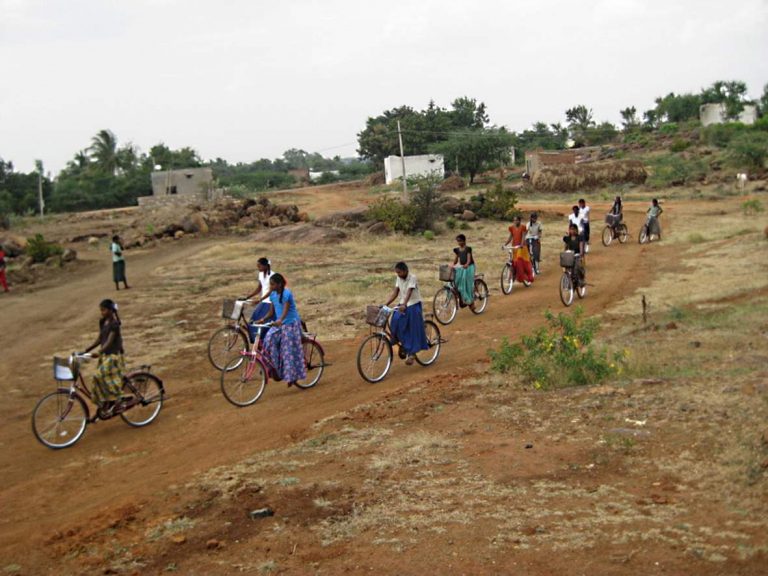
[
  {"x1": 653, "y1": 92, "x2": 701, "y2": 123},
  {"x1": 431, "y1": 128, "x2": 515, "y2": 184},
  {"x1": 760, "y1": 83, "x2": 768, "y2": 116},
  {"x1": 282, "y1": 148, "x2": 310, "y2": 170},
  {"x1": 620, "y1": 106, "x2": 639, "y2": 131},
  {"x1": 700, "y1": 80, "x2": 750, "y2": 121},
  {"x1": 727, "y1": 131, "x2": 768, "y2": 170},
  {"x1": 565, "y1": 105, "x2": 595, "y2": 133},
  {"x1": 0, "y1": 158, "x2": 52, "y2": 215},
  {"x1": 149, "y1": 143, "x2": 202, "y2": 169},
  {"x1": 89, "y1": 129, "x2": 119, "y2": 175},
  {"x1": 449, "y1": 96, "x2": 489, "y2": 129}
]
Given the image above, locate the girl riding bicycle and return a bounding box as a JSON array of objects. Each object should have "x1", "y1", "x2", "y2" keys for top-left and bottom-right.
[
  {"x1": 503, "y1": 215, "x2": 534, "y2": 286},
  {"x1": 562, "y1": 224, "x2": 586, "y2": 279},
  {"x1": 258, "y1": 273, "x2": 307, "y2": 387},
  {"x1": 84, "y1": 299, "x2": 125, "y2": 414},
  {"x1": 525, "y1": 212, "x2": 543, "y2": 273},
  {"x1": 452, "y1": 234, "x2": 476, "y2": 309},
  {"x1": 385, "y1": 262, "x2": 429, "y2": 366},
  {"x1": 244, "y1": 257, "x2": 276, "y2": 341}
]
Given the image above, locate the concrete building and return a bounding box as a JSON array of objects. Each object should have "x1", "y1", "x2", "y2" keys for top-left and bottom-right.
[
  {"x1": 140, "y1": 167, "x2": 221, "y2": 208},
  {"x1": 700, "y1": 103, "x2": 758, "y2": 127},
  {"x1": 384, "y1": 154, "x2": 444, "y2": 185}
]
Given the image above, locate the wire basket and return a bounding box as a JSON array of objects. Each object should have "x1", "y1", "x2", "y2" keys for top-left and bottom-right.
[
  {"x1": 222, "y1": 299, "x2": 244, "y2": 320},
  {"x1": 53, "y1": 356, "x2": 75, "y2": 381},
  {"x1": 560, "y1": 251, "x2": 576, "y2": 268},
  {"x1": 438, "y1": 264, "x2": 455, "y2": 282},
  {"x1": 365, "y1": 305, "x2": 388, "y2": 328},
  {"x1": 605, "y1": 213, "x2": 621, "y2": 226}
]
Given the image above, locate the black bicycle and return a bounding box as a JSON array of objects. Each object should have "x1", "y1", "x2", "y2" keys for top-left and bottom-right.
[
  {"x1": 602, "y1": 213, "x2": 629, "y2": 246},
  {"x1": 558, "y1": 251, "x2": 587, "y2": 307}
]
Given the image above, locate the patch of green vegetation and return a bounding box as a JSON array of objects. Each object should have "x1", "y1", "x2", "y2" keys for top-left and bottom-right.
[
  {"x1": 687, "y1": 232, "x2": 707, "y2": 244},
  {"x1": 277, "y1": 477, "x2": 300, "y2": 486},
  {"x1": 741, "y1": 199, "x2": 763, "y2": 215},
  {"x1": 670, "y1": 138, "x2": 691, "y2": 152},
  {"x1": 445, "y1": 216, "x2": 457, "y2": 230},
  {"x1": 26, "y1": 233, "x2": 63, "y2": 263},
  {"x1": 422, "y1": 230, "x2": 435, "y2": 241},
  {"x1": 647, "y1": 154, "x2": 708, "y2": 188}
]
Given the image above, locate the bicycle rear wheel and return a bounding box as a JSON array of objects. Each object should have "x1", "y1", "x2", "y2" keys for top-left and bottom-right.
[
  {"x1": 32, "y1": 390, "x2": 88, "y2": 449},
  {"x1": 618, "y1": 224, "x2": 629, "y2": 243},
  {"x1": 471, "y1": 279, "x2": 489, "y2": 314},
  {"x1": 414, "y1": 320, "x2": 442, "y2": 366},
  {"x1": 294, "y1": 339, "x2": 325, "y2": 389},
  {"x1": 602, "y1": 226, "x2": 613, "y2": 247},
  {"x1": 559, "y1": 272, "x2": 574, "y2": 307},
  {"x1": 221, "y1": 357, "x2": 267, "y2": 406},
  {"x1": 432, "y1": 287, "x2": 457, "y2": 325},
  {"x1": 500, "y1": 263, "x2": 514, "y2": 295},
  {"x1": 208, "y1": 326, "x2": 248, "y2": 371},
  {"x1": 120, "y1": 373, "x2": 164, "y2": 427},
  {"x1": 356, "y1": 333, "x2": 392, "y2": 383}
]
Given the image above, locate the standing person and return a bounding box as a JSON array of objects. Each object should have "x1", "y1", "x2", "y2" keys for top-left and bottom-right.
[
  {"x1": 525, "y1": 212, "x2": 543, "y2": 274},
  {"x1": 84, "y1": 299, "x2": 125, "y2": 414},
  {"x1": 568, "y1": 205, "x2": 584, "y2": 238},
  {"x1": 647, "y1": 198, "x2": 663, "y2": 238},
  {"x1": 259, "y1": 274, "x2": 307, "y2": 387},
  {"x1": 578, "y1": 199, "x2": 591, "y2": 252},
  {"x1": 385, "y1": 262, "x2": 429, "y2": 365},
  {"x1": 244, "y1": 257, "x2": 275, "y2": 342},
  {"x1": 452, "y1": 234, "x2": 476, "y2": 309},
  {"x1": 111, "y1": 235, "x2": 130, "y2": 290},
  {"x1": 0, "y1": 248, "x2": 9, "y2": 293},
  {"x1": 503, "y1": 215, "x2": 534, "y2": 286}
]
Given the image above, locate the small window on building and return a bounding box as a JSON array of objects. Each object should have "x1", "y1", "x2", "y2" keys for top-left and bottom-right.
[
  {"x1": 185, "y1": 173, "x2": 193, "y2": 179},
  {"x1": 170, "y1": 186, "x2": 177, "y2": 195}
]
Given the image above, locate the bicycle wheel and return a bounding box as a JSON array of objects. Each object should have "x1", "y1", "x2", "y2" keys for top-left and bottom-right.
[
  {"x1": 559, "y1": 272, "x2": 574, "y2": 307},
  {"x1": 221, "y1": 357, "x2": 267, "y2": 406},
  {"x1": 500, "y1": 263, "x2": 514, "y2": 295},
  {"x1": 208, "y1": 326, "x2": 248, "y2": 371},
  {"x1": 294, "y1": 339, "x2": 324, "y2": 389},
  {"x1": 356, "y1": 333, "x2": 393, "y2": 383},
  {"x1": 32, "y1": 390, "x2": 88, "y2": 449},
  {"x1": 432, "y1": 287, "x2": 457, "y2": 325},
  {"x1": 120, "y1": 373, "x2": 164, "y2": 427},
  {"x1": 618, "y1": 224, "x2": 629, "y2": 244},
  {"x1": 471, "y1": 279, "x2": 489, "y2": 314},
  {"x1": 414, "y1": 320, "x2": 441, "y2": 366},
  {"x1": 638, "y1": 226, "x2": 648, "y2": 244},
  {"x1": 602, "y1": 226, "x2": 613, "y2": 247}
]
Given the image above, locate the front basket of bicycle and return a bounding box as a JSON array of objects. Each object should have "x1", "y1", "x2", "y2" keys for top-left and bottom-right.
[
  {"x1": 222, "y1": 299, "x2": 245, "y2": 320},
  {"x1": 365, "y1": 305, "x2": 388, "y2": 328},
  {"x1": 605, "y1": 213, "x2": 620, "y2": 226},
  {"x1": 438, "y1": 264, "x2": 455, "y2": 282},
  {"x1": 560, "y1": 251, "x2": 575, "y2": 268},
  {"x1": 53, "y1": 356, "x2": 76, "y2": 381}
]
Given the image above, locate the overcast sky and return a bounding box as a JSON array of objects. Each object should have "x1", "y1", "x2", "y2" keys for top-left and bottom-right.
[{"x1": 1, "y1": 0, "x2": 767, "y2": 174}]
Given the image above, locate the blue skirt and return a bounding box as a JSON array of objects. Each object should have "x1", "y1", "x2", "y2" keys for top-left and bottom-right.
[
  {"x1": 391, "y1": 302, "x2": 429, "y2": 355},
  {"x1": 249, "y1": 302, "x2": 275, "y2": 342}
]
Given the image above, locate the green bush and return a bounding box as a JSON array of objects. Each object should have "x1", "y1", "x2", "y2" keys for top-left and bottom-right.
[
  {"x1": 423, "y1": 230, "x2": 435, "y2": 241},
  {"x1": 459, "y1": 221, "x2": 471, "y2": 230},
  {"x1": 445, "y1": 216, "x2": 457, "y2": 230},
  {"x1": 669, "y1": 138, "x2": 691, "y2": 153},
  {"x1": 487, "y1": 307, "x2": 623, "y2": 389},
  {"x1": 477, "y1": 181, "x2": 518, "y2": 220},
  {"x1": 26, "y1": 233, "x2": 63, "y2": 263},
  {"x1": 647, "y1": 154, "x2": 708, "y2": 187},
  {"x1": 366, "y1": 197, "x2": 417, "y2": 233},
  {"x1": 701, "y1": 122, "x2": 749, "y2": 148},
  {"x1": 659, "y1": 122, "x2": 679, "y2": 135},
  {"x1": 742, "y1": 199, "x2": 764, "y2": 215},
  {"x1": 727, "y1": 132, "x2": 768, "y2": 171}
]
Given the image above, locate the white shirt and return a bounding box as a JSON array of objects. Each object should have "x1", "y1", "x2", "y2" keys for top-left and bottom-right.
[
  {"x1": 579, "y1": 205, "x2": 591, "y2": 223},
  {"x1": 395, "y1": 273, "x2": 422, "y2": 307},
  {"x1": 258, "y1": 270, "x2": 274, "y2": 299},
  {"x1": 568, "y1": 213, "x2": 584, "y2": 233}
]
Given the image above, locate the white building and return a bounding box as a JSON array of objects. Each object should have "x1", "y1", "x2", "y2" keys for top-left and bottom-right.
[
  {"x1": 384, "y1": 154, "x2": 444, "y2": 185},
  {"x1": 699, "y1": 103, "x2": 758, "y2": 127}
]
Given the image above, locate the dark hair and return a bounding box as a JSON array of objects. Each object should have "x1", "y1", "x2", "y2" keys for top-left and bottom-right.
[
  {"x1": 572, "y1": 205, "x2": 579, "y2": 212},
  {"x1": 456, "y1": 234, "x2": 466, "y2": 242},
  {"x1": 578, "y1": 198, "x2": 585, "y2": 204},
  {"x1": 257, "y1": 257, "x2": 271, "y2": 274},
  {"x1": 652, "y1": 198, "x2": 659, "y2": 205},
  {"x1": 394, "y1": 262, "x2": 408, "y2": 273},
  {"x1": 99, "y1": 298, "x2": 121, "y2": 323},
  {"x1": 530, "y1": 212, "x2": 538, "y2": 218},
  {"x1": 270, "y1": 273, "x2": 287, "y2": 303},
  {"x1": 112, "y1": 235, "x2": 120, "y2": 243},
  {"x1": 568, "y1": 223, "x2": 579, "y2": 232}
]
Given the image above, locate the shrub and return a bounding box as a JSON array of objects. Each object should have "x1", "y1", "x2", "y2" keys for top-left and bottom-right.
[
  {"x1": 742, "y1": 199, "x2": 764, "y2": 215},
  {"x1": 670, "y1": 138, "x2": 690, "y2": 153},
  {"x1": 487, "y1": 307, "x2": 623, "y2": 389},
  {"x1": 688, "y1": 232, "x2": 706, "y2": 244},
  {"x1": 727, "y1": 132, "x2": 768, "y2": 171},
  {"x1": 26, "y1": 233, "x2": 63, "y2": 263},
  {"x1": 423, "y1": 230, "x2": 435, "y2": 241},
  {"x1": 647, "y1": 154, "x2": 708, "y2": 187},
  {"x1": 701, "y1": 122, "x2": 748, "y2": 148},
  {"x1": 659, "y1": 122, "x2": 678, "y2": 135},
  {"x1": 477, "y1": 181, "x2": 518, "y2": 220},
  {"x1": 408, "y1": 172, "x2": 445, "y2": 231},
  {"x1": 459, "y1": 221, "x2": 471, "y2": 230},
  {"x1": 366, "y1": 197, "x2": 417, "y2": 233},
  {"x1": 445, "y1": 216, "x2": 457, "y2": 230}
]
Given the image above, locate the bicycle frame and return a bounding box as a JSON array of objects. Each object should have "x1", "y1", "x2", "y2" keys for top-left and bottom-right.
[{"x1": 237, "y1": 324, "x2": 326, "y2": 385}]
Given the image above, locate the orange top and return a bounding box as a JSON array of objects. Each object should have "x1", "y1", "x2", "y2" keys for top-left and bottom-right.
[{"x1": 508, "y1": 224, "x2": 527, "y2": 246}]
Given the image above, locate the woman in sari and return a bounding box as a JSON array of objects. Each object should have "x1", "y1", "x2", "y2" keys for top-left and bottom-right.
[
  {"x1": 503, "y1": 215, "x2": 534, "y2": 286},
  {"x1": 84, "y1": 299, "x2": 125, "y2": 414},
  {"x1": 452, "y1": 234, "x2": 476, "y2": 309},
  {"x1": 259, "y1": 274, "x2": 307, "y2": 386},
  {"x1": 385, "y1": 262, "x2": 429, "y2": 365}
]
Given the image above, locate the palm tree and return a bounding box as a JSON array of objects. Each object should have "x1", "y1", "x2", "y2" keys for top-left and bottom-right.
[{"x1": 89, "y1": 129, "x2": 118, "y2": 175}]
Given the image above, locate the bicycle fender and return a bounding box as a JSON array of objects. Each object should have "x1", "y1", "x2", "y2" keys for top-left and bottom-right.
[{"x1": 125, "y1": 371, "x2": 165, "y2": 393}]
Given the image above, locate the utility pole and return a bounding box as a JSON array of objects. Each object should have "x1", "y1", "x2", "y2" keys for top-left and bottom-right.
[
  {"x1": 397, "y1": 120, "x2": 407, "y2": 201},
  {"x1": 35, "y1": 159, "x2": 44, "y2": 218}
]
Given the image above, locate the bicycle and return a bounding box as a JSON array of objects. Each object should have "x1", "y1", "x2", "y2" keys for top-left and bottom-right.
[
  {"x1": 356, "y1": 305, "x2": 443, "y2": 383},
  {"x1": 432, "y1": 265, "x2": 489, "y2": 325},
  {"x1": 220, "y1": 321, "x2": 327, "y2": 406},
  {"x1": 31, "y1": 353, "x2": 165, "y2": 449},
  {"x1": 500, "y1": 246, "x2": 531, "y2": 295},
  {"x1": 638, "y1": 215, "x2": 661, "y2": 244},
  {"x1": 558, "y1": 251, "x2": 587, "y2": 307},
  {"x1": 601, "y1": 213, "x2": 629, "y2": 246},
  {"x1": 526, "y1": 237, "x2": 541, "y2": 275},
  {"x1": 207, "y1": 298, "x2": 254, "y2": 371}
]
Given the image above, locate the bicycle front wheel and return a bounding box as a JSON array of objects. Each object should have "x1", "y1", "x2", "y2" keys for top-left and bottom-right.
[
  {"x1": 120, "y1": 373, "x2": 164, "y2": 427},
  {"x1": 414, "y1": 320, "x2": 441, "y2": 366},
  {"x1": 208, "y1": 326, "x2": 248, "y2": 371},
  {"x1": 294, "y1": 339, "x2": 325, "y2": 389},
  {"x1": 356, "y1": 334, "x2": 393, "y2": 383},
  {"x1": 32, "y1": 390, "x2": 88, "y2": 449},
  {"x1": 500, "y1": 263, "x2": 514, "y2": 295},
  {"x1": 471, "y1": 279, "x2": 489, "y2": 314},
  {"x1": 638, "y1": 226, "x2": 648, "y2": 244},
  {"x1": 618, "y1": 224, "x2": 629, "y2": 243},
  {"x1": 432, "y1": 287, "x2": 457, "y2": 325},
  {"x1": 559, "y1": 272, "x2": 574, "y2": 307},
  {"x1": 602, "y1": 226, "x2": 613, "y2": 247},
  {"x1": 221, "y1": 358, "x2": 267, "y2": 406}
]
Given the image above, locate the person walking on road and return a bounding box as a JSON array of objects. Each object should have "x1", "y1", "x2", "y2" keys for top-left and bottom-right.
[{"x1": 111, "y1": 235, "x2": 130, "y2": 291}]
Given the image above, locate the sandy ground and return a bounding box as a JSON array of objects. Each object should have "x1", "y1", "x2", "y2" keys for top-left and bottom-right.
[{"x1": 0, "y1": 183, "x2": 766, "y2": 575}]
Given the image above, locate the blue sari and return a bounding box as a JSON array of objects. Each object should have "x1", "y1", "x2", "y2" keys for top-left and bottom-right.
[{"x1": 391, "y1": 302, "x2": 429, "y2": 355}]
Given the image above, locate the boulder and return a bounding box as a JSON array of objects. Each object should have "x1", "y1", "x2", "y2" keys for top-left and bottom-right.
[
  {"x1": 174, "y1": 230, "x2": 185, "y2": 239},
  {"x1": 298, "y1": 212, "x2": 310, "y2": 223},
  {"x1": 366, "y1": 221, "x2": 390, "y2": 235},
  {"x1": 61, "y1": 248, "x2": 77, "y2": 263},
  {"x1": 88, "y1": 236, "x2": 101, "y2": 246},
  {"x1": 238, "y1": 216, "x2": 257, "y2": 229},
  {"x1": 460, "y1": 210, "x2": 477, "y2": 222},
  {"x1": 267, "y1": 216, "x2": 282, "y2": 228},
  {"x1": 181, "y1": 212, "x2": 209, "y2": 234},
  {"x1": 0, "y1": 233, "x2": 28, "y2": 257},
  {"x1": 442, "y1": 196, "x2": 462, "y2": 214}
]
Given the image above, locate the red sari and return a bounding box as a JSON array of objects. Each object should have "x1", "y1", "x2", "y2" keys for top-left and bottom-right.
[{"x1": 508, "y1": 225, "x2": 534, "y2": 284}]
